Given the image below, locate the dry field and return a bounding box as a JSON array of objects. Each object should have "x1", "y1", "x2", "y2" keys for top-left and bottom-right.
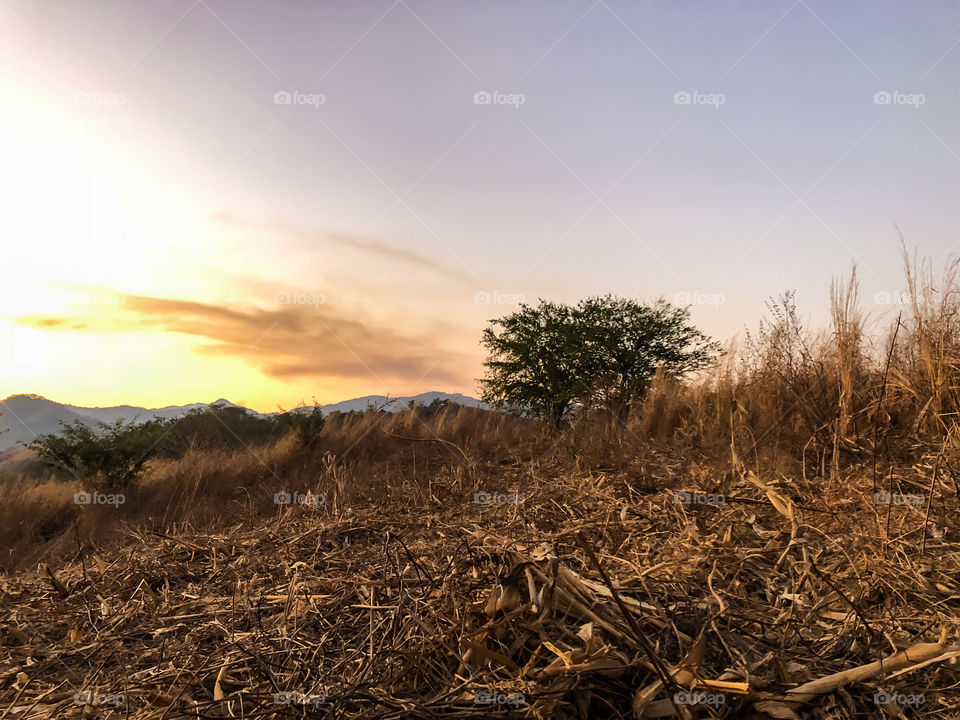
[{"x1": 3, "y1": 261, "x2": 960, "y2": 718}]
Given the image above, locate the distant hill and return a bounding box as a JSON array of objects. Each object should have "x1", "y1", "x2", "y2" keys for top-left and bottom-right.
[
  {"x1": 0, "y1": 393, "x2": 484, "y2": 451},
  {"x1": 310, "y1": 392, "x2": 483, "y2": 415},
  {"x1": 0, "y1": 395, "x2": 95, "y2": 453}
]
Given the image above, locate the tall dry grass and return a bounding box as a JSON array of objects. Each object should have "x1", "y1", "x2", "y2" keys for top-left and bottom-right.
[
  {"x1": 5, "y1": 251, "x2": 960, "y2": 572},
  {"x1": 0, "y1": 406, "x2": 551, "y2": 571},
  {"x1": 625, "y1": 252, "x2": 960, "y2": 485}
]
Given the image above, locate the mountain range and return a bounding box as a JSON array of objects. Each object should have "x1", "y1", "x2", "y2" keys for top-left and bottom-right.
[{"x1": 0, "y1": 392, "x2": 483, "y2": 452}]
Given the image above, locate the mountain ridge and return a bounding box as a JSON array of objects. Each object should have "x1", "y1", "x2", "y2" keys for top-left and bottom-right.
[{"x1": 0, "y1": 392, "x2": 484, "y2": 452}]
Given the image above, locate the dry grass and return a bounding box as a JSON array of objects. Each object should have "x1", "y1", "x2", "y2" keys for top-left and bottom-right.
[
  {"x1": 1, "y1": 425, "x2": 958, "y2": 719},
  {"x1": 3, "y1": 256, "x2": 960, "y2": 717}
]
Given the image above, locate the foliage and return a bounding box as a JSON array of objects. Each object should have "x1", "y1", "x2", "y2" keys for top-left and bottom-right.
[
  {"x1": 28, "y1": 417, "x2": 171, "y2": 492},
  {"x1": 278, "y1": 404, "x2": 326, "y2": 449},
  {"x1": 480, "y1": 295, "x2": 721, "y2": 426},
  {"x1": 417, "y1": 397, "x2": 451, "y2": 419},
  {"x1": 480, "y1": 300, "x2": 582, "y2": 427},
  {"x1": 158, "y1": 406, "x2": 286, "y2": 457}
]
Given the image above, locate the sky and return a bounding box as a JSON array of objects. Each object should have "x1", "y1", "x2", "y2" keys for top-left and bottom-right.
[{"x1": 0, "y1": 0, "x2": 958, "y2": 412}]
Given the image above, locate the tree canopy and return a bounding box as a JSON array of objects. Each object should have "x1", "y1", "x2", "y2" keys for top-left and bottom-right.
[
  {"x1": 28, "y1": 417, "x2": 171, "y2": 492},
  {"x1": 480, "y1": 295, "x2": 721, "y2": 425}
]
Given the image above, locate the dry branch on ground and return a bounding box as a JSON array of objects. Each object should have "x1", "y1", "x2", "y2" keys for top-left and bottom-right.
[{"x1": 2, "y1": 446, "x2": 959, "y2": 719}]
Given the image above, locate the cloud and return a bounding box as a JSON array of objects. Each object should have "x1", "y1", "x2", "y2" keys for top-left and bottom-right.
[
  {"x1": 15, "y1": 293, "x2": 472, "y2": 387},
  {"x1": 213, "y1": 211, "x2": 475, "y2": 283},
  {"x1": 33, "y1": 317, "x2": 88, "y2": 330}
]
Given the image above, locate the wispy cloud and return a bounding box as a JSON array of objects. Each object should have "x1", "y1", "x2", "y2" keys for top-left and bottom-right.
[
  {"x1": 213, "y1": 211, "x2": 475, "y2": 283},
  {"x1": 15, "y1": 293, "x2": 472, "y2": 386}
]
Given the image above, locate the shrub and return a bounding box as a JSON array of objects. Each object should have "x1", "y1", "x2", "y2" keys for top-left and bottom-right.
[
  {"x1": 279, "y1": 405, "x2": 326, "y2": 449},
  {"x1": 28, "y1": 417, "x2": 171, "y2": 493},
  {"x1": 158, "y1": 406, "x2": 286, "y2": 457},
  {"x1": 480, "y1": 295, "x2": 721, "y2": 426}
]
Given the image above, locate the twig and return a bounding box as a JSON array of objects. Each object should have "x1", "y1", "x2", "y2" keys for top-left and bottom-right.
[
  {"x1": 575, "y1": 532, "x2": 689, "y2": 719},
  {"x1": 872, "y1": 314, "x2": 900, "y2": 494},
  {"x1": 921, "y1": 437, "x2": 946, "y2": 554}
]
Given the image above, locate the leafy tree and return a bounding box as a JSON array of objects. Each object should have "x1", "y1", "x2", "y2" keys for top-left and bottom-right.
[
  {"x1": 278, "y1": 403, "x2": 326, "y2": 449},
  {"x1": 290, "y1": 406, "x2": 325, "y2": 449},
  {"x1": 480, "y1": 300, "x2": 584, "y2": 427},
  {"x1": 576, "y1": 296, "x2": 722, "y2": 416},
  {"x1": 159, "y1": 405, "x2": 287, "y2": 457},
  {"x1": 424, "y1": 397, "x2": 450, "y2": 414},
  {"x1": 28, "y1": 417, "x2": 171, "y2": 492},
  {"x1": 481, "y1": 295, "x2": 721, "y2": 426}
]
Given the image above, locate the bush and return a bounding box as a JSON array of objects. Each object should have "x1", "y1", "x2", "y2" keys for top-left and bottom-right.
[
  {"x1": 158, "y1": 406, "x2": 287, "y2": 457},
  {"x1": 481, "y1": 295, "x2": 721, "y2": 426},
  {"x1": 278, "y1": 405, "x2": 325, "y2": 449},
  {"x1": 28, "y1": 417, "x2": 171, "y2": 493}
]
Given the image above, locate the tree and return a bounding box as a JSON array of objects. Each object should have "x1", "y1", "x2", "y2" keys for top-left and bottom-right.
[
  {"x1": 480, "y1": 295, "x2": 721, "y2": 426},
  {"x1": 480, "y1": 300, "x2": 584, "y2": 427},
  {"x1": 159, "y1": 405, "x2": 287, "y2": 457},
  {"x1": 285, "y1": 405, "x2": 326, "y2": 449},
  {"x1": 277, "y1": 399, "x2": 326, "y2": 450},
  {"x1": 28, "y1": 417, "x2": 171, "y2": 492}
]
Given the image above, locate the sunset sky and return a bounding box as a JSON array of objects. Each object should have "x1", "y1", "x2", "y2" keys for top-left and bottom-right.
[{"x1": 1, "y1": 1, "x2": 958, "y2": 412}]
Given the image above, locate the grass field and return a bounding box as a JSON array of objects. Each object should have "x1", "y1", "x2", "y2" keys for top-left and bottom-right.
[{"x1": 3, "y1": 259, "x2": 960, "y2": 718}]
